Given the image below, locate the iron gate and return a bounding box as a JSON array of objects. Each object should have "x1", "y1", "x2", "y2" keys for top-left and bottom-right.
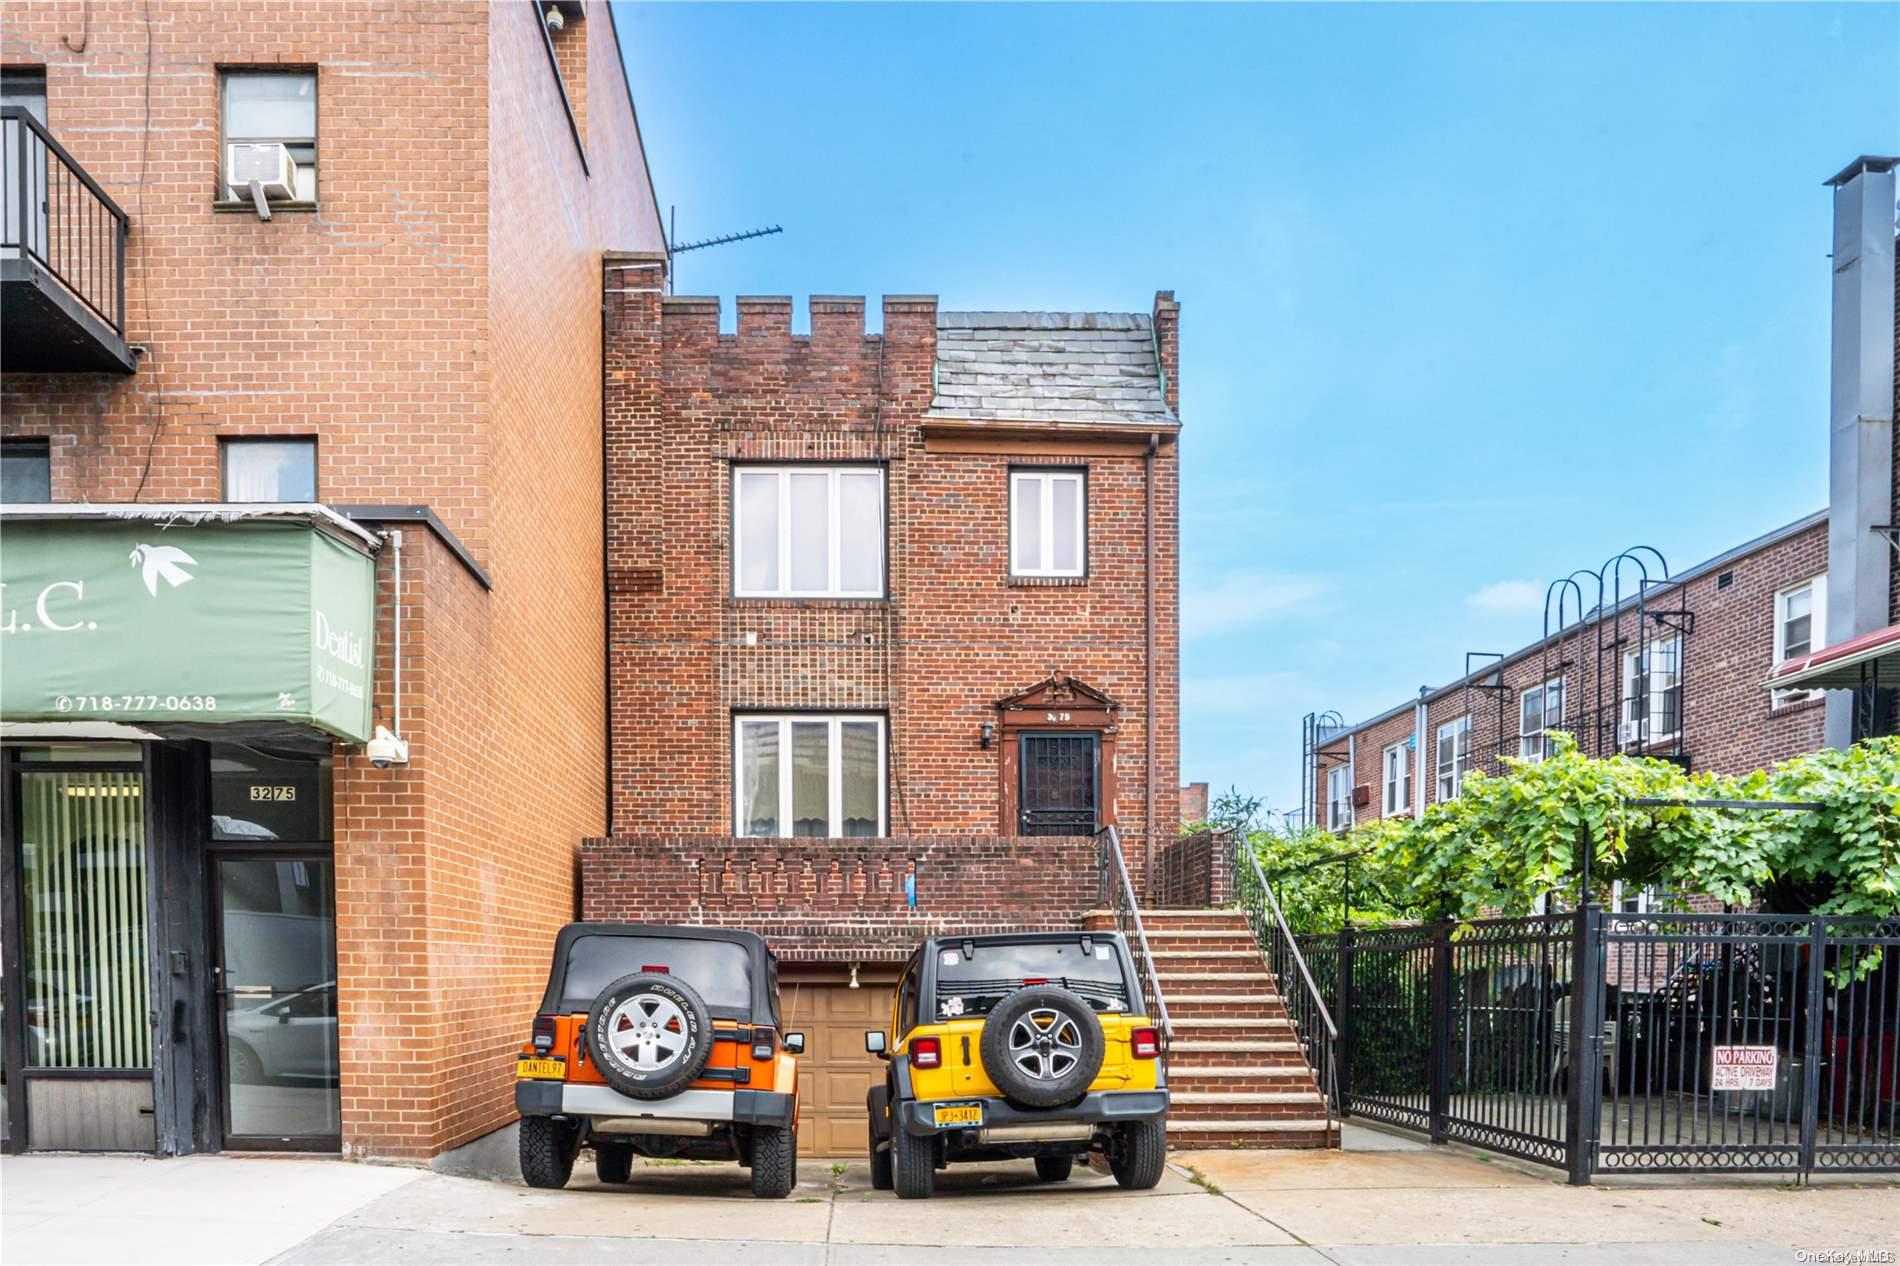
[
  {"x1": 1292, "y1": 908, "x2": 1900, "y2": 1181},
  {"x1": 1019, "y1": 733, "x2": 1098, "y2": 835}
]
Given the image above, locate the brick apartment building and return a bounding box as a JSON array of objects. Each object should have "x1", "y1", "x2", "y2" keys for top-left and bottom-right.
[
  {"x1": 0, "y1": 2, "x2": 663, "y2": 1160},
  {"x1": 584, "y1": 270, "x2": 1183, "y2": 1154},
  {"x1": 1306, "y1": 155, "x2": 1899, "y2": 843}
]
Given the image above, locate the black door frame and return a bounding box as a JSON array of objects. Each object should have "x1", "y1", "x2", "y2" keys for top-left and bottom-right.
[
  {"x1": 1016, "y1": 731, "x2": 1102, "y2": 836},
  {"x1": 208, "y1": 847, "x2": 341, "y2": 1153},
  {"x1": 0, "y1": 747, "x2": 159, "y2": 1154}
]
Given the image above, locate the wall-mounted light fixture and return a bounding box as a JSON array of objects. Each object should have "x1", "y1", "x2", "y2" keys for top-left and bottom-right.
[
  {"x1": 848, "y1": 962, "x2": 861, "y2": 989},
  {"x1": 979, "y1": 721, "x2": 995, "y2": 749}
]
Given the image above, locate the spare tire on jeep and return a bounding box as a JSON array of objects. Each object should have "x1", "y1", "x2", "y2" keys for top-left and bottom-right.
[
  {"x1": 588, "y1": 972, "x2": 714, "y2": 1099},
  {"x1": 979, "y1": 985, "x2": 1105, "y2": 1109}
]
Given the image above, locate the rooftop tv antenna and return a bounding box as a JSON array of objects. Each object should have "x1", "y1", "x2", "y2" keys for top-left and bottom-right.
[{"x1": 668, "y1": 205, "x2": 783, "y2": 291}]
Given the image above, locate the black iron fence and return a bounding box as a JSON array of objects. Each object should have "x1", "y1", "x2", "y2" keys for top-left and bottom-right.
[
  {"x1": 1291, "y1": 908, "x2": 1900, "y2": 1182},
  {"x1": 1, "y1": 105, "x2": 127, "y2": 336}
]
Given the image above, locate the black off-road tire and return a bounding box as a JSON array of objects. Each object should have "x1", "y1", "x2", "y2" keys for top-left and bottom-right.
[
  {"x1": 891, "y1": 1123, "x2": 936, "y2": 1199},
  {"x1": 748, "y1": 1124, "x2": 797, "y2": 1199},
  {"x1": 519, "y1": 1116, "x2": 579, "y2": 1190},
  {"x1": 594, "y1": 1142, "x2": 634, "y2": 1184},
  {"x1": 979, "y1": 986, "x2": 1106, "y2": 1109},
  {"x1": 587, "y1": 972, "x2": 714, "y2": 1100},
  {"x1": 1109, "y1": 1119, "x2": 1166, "y2": 1190},
  {"x1": 867, "y1": 1085, "x2": 894, "y2": 1191},
  {"x1": 1034, "y1": 1154, "x2": 1075, "y2": 1182}
]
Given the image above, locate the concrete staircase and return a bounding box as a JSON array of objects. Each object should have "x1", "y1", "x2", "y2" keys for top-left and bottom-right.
[{"x1": 1143, "y1": 908, "x2": 1338, "y2": 1150}]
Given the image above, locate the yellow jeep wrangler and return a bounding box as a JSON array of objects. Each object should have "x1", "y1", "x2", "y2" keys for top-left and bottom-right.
[{"x1": 864, "y1": 930, "x2": 1168, "y2": 1198}]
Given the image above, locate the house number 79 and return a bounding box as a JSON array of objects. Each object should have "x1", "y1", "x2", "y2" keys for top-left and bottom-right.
[{"x1": 1045, "y1": 711, "x2": 1070, "y2": 722}]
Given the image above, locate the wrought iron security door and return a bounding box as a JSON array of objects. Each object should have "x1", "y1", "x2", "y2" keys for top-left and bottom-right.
[{"x1": 1018, "y1": 733, "x2": 1099, "y2": 835}]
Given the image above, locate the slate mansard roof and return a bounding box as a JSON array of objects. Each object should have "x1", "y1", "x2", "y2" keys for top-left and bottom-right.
[{"x1": 925, "y1": 311, "x2": 1179, "y2": 428}]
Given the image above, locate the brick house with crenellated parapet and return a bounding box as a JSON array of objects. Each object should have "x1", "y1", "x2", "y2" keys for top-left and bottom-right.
[{"x1": 591, "y1": 261, "x2": 1186, "y2": 1153}]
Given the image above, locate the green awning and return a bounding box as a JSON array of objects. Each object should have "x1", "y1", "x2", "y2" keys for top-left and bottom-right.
[{"x1": 1, "y1": 506, "x2": 379, "y2": 744}]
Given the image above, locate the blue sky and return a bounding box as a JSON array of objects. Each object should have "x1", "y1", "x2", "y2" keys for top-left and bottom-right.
[{"x1": 613, "y1": 2, "x2": 1899, "y2": 818}]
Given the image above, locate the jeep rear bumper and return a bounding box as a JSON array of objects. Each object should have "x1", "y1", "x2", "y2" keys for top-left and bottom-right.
[
  {"x1": 516, "y1": 1081, "x2": 796, "y2": 1129},
  {"x1": 895, "y1": 1089, "x2": 1168, "y2": 1137}
]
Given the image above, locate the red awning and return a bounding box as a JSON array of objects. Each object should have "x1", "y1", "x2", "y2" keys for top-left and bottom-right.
[{"x1": 1762, "y1": 621, "x2": 1900, "y2": 692}]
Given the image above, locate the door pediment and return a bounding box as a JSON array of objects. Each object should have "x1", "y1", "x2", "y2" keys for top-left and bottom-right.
[{"x1": 995, "y1": 672, "x2": 1118, "y2": 727}]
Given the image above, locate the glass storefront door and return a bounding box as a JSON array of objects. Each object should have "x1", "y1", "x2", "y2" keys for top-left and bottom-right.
[{"x1": 216, "y1": 856, "x2": 339, "y2": 1149}]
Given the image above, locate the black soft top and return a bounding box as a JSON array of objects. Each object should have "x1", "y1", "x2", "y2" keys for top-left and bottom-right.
[
  {"x1": 913, "y1": 929, "x2": 1145, "y2": 1015},
  {"x1": 537, "y1": 922, "x2": 780, "y2": 1022}
]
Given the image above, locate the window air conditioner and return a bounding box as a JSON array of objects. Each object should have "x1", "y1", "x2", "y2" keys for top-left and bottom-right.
[{"x1": 226, "y1": 143, "x2": 298, "y2": 202}]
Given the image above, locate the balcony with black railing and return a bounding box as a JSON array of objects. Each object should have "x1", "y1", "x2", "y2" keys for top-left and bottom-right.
[{"x1": 2, "y1": 106, "x2": 134, "y2": 374}]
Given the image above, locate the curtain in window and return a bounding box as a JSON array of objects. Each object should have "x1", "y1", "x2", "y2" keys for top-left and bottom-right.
[
  {"x1": 21, "y1": 771, "x2": 151, "y2": 1070},
  {"x1": 840, "y1": 721, "x2": 880, "y2": 836},
  {"x1": 790, "y1": 722, "x2": 829, "y2": 836},
  {"x1": 739, "y1": 721, "x2": 780, "y2": 836}
]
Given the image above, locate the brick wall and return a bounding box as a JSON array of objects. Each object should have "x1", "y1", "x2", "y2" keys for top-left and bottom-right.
[
  {"x1": 603, "y1": 279, "x2": 1181, "y2": 899},
  {"x1": 3, "y1": 1, "x2": 663, "y2": 1161},
  {"x1": 1152, "y1": 829, "x2": 1233, "y2": 907},
  {"x1": 581, "y1": 835, "x2": 1103, "y2": 961},
  {"x1": 1314, "y1": 518, "x2": 1832, "y2": 827}
]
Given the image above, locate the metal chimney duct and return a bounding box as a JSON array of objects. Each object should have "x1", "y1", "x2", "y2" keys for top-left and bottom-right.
[{"x1": 1823, "y1": 155, "x2": 1899, "y2": 748}]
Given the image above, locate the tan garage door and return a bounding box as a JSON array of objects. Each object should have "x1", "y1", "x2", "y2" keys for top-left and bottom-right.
[{"x1": 784, "y1": 981, "x2": 886, "y2": 1157}]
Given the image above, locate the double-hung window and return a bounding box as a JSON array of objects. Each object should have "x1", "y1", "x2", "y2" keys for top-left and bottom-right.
[
  {"x1": 1010, "y1": 470, "x2": 1086, "y2": 578},
  {"x1": 1518, "y1": 676, "x2": 1565, "y2": 761},
  {"x1": 1435, "y1": 715, "x2": 1471, "y2": 801},
  {"x1": 735, "y1": 714, "x2": 886, "y2": 838},
  {"x1": 1773, "y1": 576, "x2": 1826, "y2": 705},
  {"x1": 220, "y1": 69, "x2": 318, "y2": 203},
  {"x1": 1621, "y1": 635, "x2": 1681, "y2": 746},
  {"x1": 1325, "y1": 765, "x2": 1351, "y2": 832},
  {"x1": 1381, "y1": 742, "x2": 1410, "y2": 816},
  {"x1": 732, "y1": 466, "x2": 884, "y2": 599}
]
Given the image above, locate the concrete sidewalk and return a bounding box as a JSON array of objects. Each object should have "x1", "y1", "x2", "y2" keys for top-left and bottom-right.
[{"x1": 1, "y1": 1135, "x2": 1894, "y2": 1266}]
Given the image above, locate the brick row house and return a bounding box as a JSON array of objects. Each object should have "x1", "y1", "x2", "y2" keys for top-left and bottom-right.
[
  {"x1": 0, "y1": 2, "x2": 664, "y2": 1159},
  {"x1": 1307, "y1": 156, "x2": 1899, "y2": 859},
  {"x1": 590, "y1": 272, "x2": 1185, "y2": 1155}
]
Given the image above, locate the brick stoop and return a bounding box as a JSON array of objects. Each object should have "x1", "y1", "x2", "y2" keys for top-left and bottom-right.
[{"x1": 1124, "y1": 907, "x2": 1339, "y2": 1151}]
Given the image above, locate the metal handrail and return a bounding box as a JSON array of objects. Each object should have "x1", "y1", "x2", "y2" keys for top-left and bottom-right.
[
  {"x1": 1095, "y1": 826, "x2": 1173, "y2": 1041},
  {"x1": 1246, "y1": 846, "x2": 1337, "y2": 1041},
  {"x1": 2, "y1": 105, "x2": 129, "y2": 336},
  {"x1": 1232, "y1": 833, "x2": 1340, "y2": 1137}
]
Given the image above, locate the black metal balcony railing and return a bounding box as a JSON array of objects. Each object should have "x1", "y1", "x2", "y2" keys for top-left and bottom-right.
[{"x1": 3, "y1": 105, "x2": 127, "y2": 340}]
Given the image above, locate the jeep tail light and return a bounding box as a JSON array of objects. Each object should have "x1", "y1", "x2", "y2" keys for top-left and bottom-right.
[
  {"x1": 531, "y1": 1015, "x2": 556, "y2": 1054},
  {"x1": 1131, "y1": 1027, "x2": 1160, "y2": 1059},
  {"x1": 1023, "y1": 977, "x2": 1048, "y2": 986},
  {"x1": 912, "y1": 1036, "x2": 942, "y2": 1070},
  {"x1": 641, "y1": 964, "x2": 669, "y2": 975},
  {"x1": 751, "y1": 1029, "x2": 776, "y2": 1061}
]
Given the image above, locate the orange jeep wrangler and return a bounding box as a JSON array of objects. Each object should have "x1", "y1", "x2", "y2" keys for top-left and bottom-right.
[{"x1": 514, "y1": 923, "x2": 804, "y2": 1197}]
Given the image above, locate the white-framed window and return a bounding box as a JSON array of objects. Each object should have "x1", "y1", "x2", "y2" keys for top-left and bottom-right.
[
  {"x1": 1518, "y1": 676, "x2": 1566, "y2": 761},
  {"x1": 1325, "y1": 765, "x2": 1352, "y2": 831},
  {"x1": 1009, "y1": 469, "x2": 1086, "y2": 577},
  {"x1": 1611, "y1": 882, "x2": 1658, "y2": 914},
  {"x1": 1435, "y1": 715, "x2": 1471, "y2": 801},
  {"x1": 1621, "y1": 635, "x2": 1682, "y2": 747},
  {"x1": 1382, "y1": 742, "x2": 1410, "y2": 816},
  {"x1": 220, "y1": 69, "x2": 318, "y2": 203},
  {"x1": 734, "y1": 714, "x2": 886, "y2": 838},
  {"x1": 1773, "y1": 575, "x2": 1827, "y2": 705},
  {"x1": 732, "y1": 466, "x2": 885, "y2": 599}
]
